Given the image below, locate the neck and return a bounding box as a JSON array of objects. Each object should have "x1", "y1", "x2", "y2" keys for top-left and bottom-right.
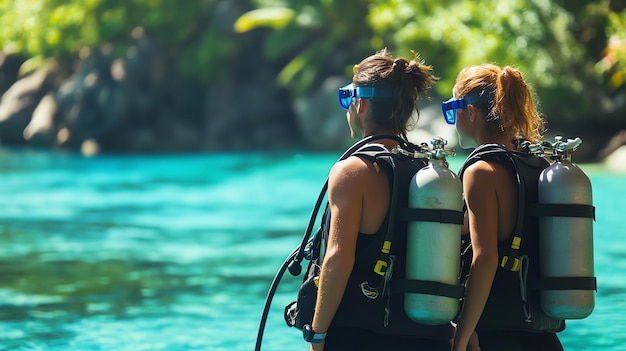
[
  {"x1": 479, "y1": 135, "x2": 514, "y2": 149},
  {"x1": 475, "y1": 127, "x2": 514, "y2": 149},
  {"x1": 363, "y1": 129, "x2": 401, "y2": 150}
]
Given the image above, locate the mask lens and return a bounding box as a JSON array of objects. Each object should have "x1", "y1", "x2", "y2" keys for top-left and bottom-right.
[
  {"x1": 338, "y1": 84, "x2": 355, "y2": 110},
  {"x1": 441, "y1": 98, "x2": 466, "y2": 125},
  {"x1": 340, "y1": 96, "x2": 353, "y2": 109},
  {"x1": 444, "y1": 109, "x2": 457, "y2": 125}
]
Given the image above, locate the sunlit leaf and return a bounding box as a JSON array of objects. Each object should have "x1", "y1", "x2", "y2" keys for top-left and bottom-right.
[
  {"x1": 234, "y1": 8, "x2": 295, "y2": 33},
  {"x1": 18, "y1": 56, "x2": 44, "y2": 75},
  {"x1": 609, "y1": 71, "x2": 623, "y2": 91},
  {"x1": 277, "y1": 54, "x2": 307, "y2": 86}
]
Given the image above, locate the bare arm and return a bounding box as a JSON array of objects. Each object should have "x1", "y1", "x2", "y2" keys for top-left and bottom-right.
[
  {"x1": 453, "y1": 161, "x2": 501, "y2": 351},
  {"x1": 310, "y1": 158, "x2": 365, "y2": 351}
]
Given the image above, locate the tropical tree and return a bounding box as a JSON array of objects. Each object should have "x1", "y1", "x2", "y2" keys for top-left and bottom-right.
[{"x1": 0, "y1": 0, "x2": 236, "y2": 81}]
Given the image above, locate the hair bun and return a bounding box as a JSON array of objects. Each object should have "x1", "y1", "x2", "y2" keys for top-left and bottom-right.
[{"x1": 393, "y1": 58, "x2": 408, "y2": 73}]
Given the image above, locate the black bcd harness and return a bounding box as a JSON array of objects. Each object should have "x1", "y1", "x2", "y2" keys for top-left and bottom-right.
[
  {"x1": 458, "y1": 144, "x2": 597, "y2": 308},
  {"x1": 284, "y1": 139, "x2": 465, "y2": 332}
]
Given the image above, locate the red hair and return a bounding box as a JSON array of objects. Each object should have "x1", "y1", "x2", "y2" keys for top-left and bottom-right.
[{"x1": 453, "y1": 64, "x2": 545, "y2": 143}]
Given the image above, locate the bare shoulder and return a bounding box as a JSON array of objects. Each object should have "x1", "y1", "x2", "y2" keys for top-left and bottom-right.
[
  {"x1": 329, "y1": 156, "x2": 372, "y2": 183},
  {"x1": 464, "y1": 160, "x2": 497, "y2": 178},
  {"x1": 463, "y1": 159, "x2": 511, "y2": 189}
]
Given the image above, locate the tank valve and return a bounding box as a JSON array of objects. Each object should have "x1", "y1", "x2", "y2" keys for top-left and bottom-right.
[
  {"x1": 544, "y1": 136, "x2": 583, "y2": 161},
  {"x1": 429, "y1": 137, "x2": 456, "y2": 160}
]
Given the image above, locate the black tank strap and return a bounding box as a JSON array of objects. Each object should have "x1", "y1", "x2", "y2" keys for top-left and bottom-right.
[
  {"x1": 391, "y1": 279, "x2": 465, "y2": 299},
  {"x1": 527, "y1": 203, "x2": 596, "y2": 221},
  {"x1": 531, "y1": 276, "x2": 597, "y2": 291},
  {"x1": 396, "y1": 207, "x2": 464, "y2": 224}
]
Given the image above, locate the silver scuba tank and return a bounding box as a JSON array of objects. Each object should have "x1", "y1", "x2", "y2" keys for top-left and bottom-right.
[
  {"x1": 538, "y1": 136, "x2": 595, "y2": 319},
  {"x1": 404, "y1": 137, "x2": 463, "y2": 325}
]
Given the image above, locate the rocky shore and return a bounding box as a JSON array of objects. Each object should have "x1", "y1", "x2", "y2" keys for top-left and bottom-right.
[{"x1": 0, "y1": 47, "x2": 623, "y2": 167}]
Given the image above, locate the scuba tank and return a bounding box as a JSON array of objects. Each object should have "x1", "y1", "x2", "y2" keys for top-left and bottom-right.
[
  {"x1": 404, "y1": 137, "x2": 463, "y2": 325},
  {"x1": 536, "y1": 136, "x2": 595, "y2": 319}
]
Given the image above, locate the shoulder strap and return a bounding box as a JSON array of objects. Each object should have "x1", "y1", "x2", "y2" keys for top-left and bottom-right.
[
  {"x1": 459, "y1": 144, "x2": 529, "y2": 271},
  {"x1": 352, "y1": 143, "x2": 399, "y2": 277}
]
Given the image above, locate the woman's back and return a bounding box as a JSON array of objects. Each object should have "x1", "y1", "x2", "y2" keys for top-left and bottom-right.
[{"x1": 464, "y1": 159, "x2": 517, "y2": 242}]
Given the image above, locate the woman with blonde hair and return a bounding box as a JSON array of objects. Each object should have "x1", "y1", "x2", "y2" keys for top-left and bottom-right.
[{"x1": 444, "y1": 64, "x2": 565, "y2": 351}]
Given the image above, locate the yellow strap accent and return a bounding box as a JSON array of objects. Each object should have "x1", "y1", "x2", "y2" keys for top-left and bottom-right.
[
  {"x1": 511, "y1": 236, "x2": 522, "y2": 250},
  {"x1": 381, "y1": 241, "x2": 391, "y2": 254},
  {"x1": 373, "y1": 241, "x2": 392, "y2": 276},
  {"x1": 374, "y1": 260, "x2": 387, "y2": 276},
  {"x1": 501, "y1": 256, "x2": 521, "y2": 271},
  {"x1": 510, "y1": 259, "x2": 520, "y2": 271}
]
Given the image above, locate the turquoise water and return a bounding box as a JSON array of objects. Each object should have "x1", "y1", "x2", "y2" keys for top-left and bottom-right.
[{"x1": 0, "y1": 147, "x2": 624, "y2": 351}]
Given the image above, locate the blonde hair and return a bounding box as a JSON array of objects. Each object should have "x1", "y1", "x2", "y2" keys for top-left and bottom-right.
[{"x1": 453, "y1": 64, "x2": 545, "y2": 143}]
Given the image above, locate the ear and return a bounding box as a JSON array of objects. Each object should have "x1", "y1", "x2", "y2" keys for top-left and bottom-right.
[
  {"x1": 356, "y1": 98, "x2": 367, "y2": 114},
  {"x1": 467, "y1": 105, "x2": 478, "y2": 122}
]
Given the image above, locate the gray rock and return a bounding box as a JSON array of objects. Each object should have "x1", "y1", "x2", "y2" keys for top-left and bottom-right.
[
  {"x1": 604, "y1": 145, "x2": 626, "y2": 173},
  {"x1": 407, "y1": 99, "x2": 460, "y2": 149},
  {"x1": 0, "y1": 64, "x2": 55, "y2": 144},
  {"x1": 294, "y1": 76, "x2": 351, "y2": 150},
  {"x1": 23, "y1": 93, "x2": 58, "y2": 147}
]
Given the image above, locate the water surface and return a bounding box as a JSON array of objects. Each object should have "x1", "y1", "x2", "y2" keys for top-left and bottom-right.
[{"x1": 0, "y1": 147, "x2": 623, "y2": 350}]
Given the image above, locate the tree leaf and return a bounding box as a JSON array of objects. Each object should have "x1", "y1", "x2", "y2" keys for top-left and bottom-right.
[{"x1": 234, "y1": 8, "x2": 295, "y2": 33}]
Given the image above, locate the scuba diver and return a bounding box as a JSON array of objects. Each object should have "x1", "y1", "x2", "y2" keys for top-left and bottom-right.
[
  {"x1": 306, "y1": 48, "x2": 454, "y2": 351},
  {"x1": 445, "y1": 64, "x2": 595, "y2": 351}
]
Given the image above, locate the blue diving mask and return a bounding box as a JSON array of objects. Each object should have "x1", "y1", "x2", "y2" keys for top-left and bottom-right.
[
  {"x1": 338, "y1": 84, "x2": 394, "y2": 110},
  {"x1": 441, "y1": 89, "x2": 493, "y2": 124},
  {"x1": 441, "y1": 97, "x2": 467, "y2": 125}
]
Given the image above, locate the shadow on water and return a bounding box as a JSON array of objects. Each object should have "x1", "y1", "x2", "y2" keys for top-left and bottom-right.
[
  {"x1": 0, "y1": 246, "x2": 241, "y2": 349},
  {"x1": 0, "y1": 244, "x2": 206, "y2": 312}
]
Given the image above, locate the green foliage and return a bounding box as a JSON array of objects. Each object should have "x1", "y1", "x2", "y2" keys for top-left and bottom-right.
[
  {"x1": 239, "y1": 0, "x2": 624, "y2": 120},
  {"x1": 0, "y1": 0, "x2": 235, "y2": 80},
  {"x1": 598, "y1": 8, "x2": 626, "y2": 92},
  {"x1": 1, "y1": 0, "x2": 623, "y2": 121},
  {"x1": 367, "y1": 0, "x2": 598, "y2": 117},
  {"x1": 235, "y1": 0, "x2": 372, "y2": 95}
]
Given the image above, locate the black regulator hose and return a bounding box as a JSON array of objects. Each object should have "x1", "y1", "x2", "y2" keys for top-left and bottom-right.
[
  {"x1": 254, "y1": 172, "x2": 329, "y2": 351},
  {"x1": 254, "y1": 134, "x2": 406, "y2": 351},
  {"x1": 254, "y1": 245, "x2": 301, "y2": 351}
]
